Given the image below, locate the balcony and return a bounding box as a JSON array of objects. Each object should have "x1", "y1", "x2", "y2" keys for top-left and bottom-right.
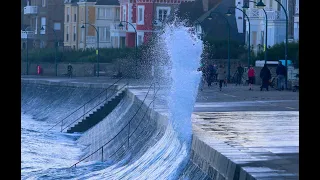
[
  {"x1": 24, "y1": 6, "x2": 38, "y2": 15},
  {"x1": 21, "y1": 30, "x2": 35, "y2": 39},
  {"x1": 246, "y1": 8, "x2": 281, "y2": 21}
]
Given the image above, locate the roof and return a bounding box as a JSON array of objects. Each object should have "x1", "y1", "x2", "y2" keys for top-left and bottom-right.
[{"x1": 95, "y1": 0, "x2": 119, "y2": 5}]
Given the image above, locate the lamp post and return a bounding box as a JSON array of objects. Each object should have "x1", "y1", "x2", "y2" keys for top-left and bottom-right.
[
  {"x1": 41, "y1": 25, "x2": 58, "y2": 76},
  {"x1": 256, "y1": 0, "x2": 288, "y2": 89},
  {"x1": 226, "y1": 8, "x2": 251, "y2": 68},
  {"x1": 242, "y1": 1, "x2": 268, "y2": 64},
  {"x1": 23, "y1": 26, "x2": 32, "y2": 75},
  {"x1": 206, "y1": 12, "x2": 231, "y2": 82},
  {"x1": 119, "y1": 21, "x2": 138, "y2": 79},
  {"x1": 81, "y1": 23, "x2": 100, "y2": 77}
]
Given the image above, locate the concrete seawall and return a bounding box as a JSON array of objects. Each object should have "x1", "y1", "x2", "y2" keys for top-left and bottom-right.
[{"x1": 21, "y1": 79, "x2": 292, "y2": 179}]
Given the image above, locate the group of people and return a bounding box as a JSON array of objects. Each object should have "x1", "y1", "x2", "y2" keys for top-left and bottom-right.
[
  {"x1": 198, "y1": 60, "x2": 287, "y2": 92},
  {"x1": 198, "y1": 63, "x2": 227, "y2": 91},
  {"x1": 259, "y1": 61, "x2": 287, "y2": 91}
]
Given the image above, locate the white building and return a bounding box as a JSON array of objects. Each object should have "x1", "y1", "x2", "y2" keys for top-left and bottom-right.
[
  {"x1": 293, "y1": 0, "x2": 299, "y2": 41},
  {"x1": 91, "y1": 0, "x2": 121, "y2": 48},
  {"x1": 240, "y1": 0, "x2": 290, "y2": 54}
]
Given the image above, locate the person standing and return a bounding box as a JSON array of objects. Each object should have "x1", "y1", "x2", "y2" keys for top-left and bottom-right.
[
  {"x1": 248, "y1": 65, "x2": 255, "y2": 90},
  {"x1": 206, "y1": 63, "x2": 214, "y2": 87},
  {"x1": 67, "y1": 63, "x2": 73, "y2": 78},
  {"x1": 259, "y1": 64, "x2": 271, "y2": 91},
  {"x1": 198, "y1": 63, "x2": 206, "y2": 91},
  {"x1": 276, "y1": 61, "x2": 287, "y2": 91},
  {"x1": 236, "y1": 63, "x2": 244, "y2": 86},
  {"x1": 217, "y1": 64, "x2": 226, "y2": 91}
]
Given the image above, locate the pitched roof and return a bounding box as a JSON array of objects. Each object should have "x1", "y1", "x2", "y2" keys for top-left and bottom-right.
[{"x1": 95, "y1": 0, "x2": 119, "y2": 5}]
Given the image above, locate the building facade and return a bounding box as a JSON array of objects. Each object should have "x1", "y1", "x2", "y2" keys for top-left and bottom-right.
[
  {"x1": 21, "y1": 0, "x2": 65, "y2": 49},
  {"x1": 242, "y1": 0, "x2": 293, "y2": 54},
  {"x1": 114, "y1": 0, "x2": 194, "y2": 48},
  {"x1": 93, "y1": 0, "x2": 121, "y2": 48},
  {"x1": 293, "y1": 0, "x2": 298, "y2": 41}
]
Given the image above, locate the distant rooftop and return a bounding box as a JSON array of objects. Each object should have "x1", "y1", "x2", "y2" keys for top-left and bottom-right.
[{"x1": 95, "y1": 0, "x2": 119, "y2": 5}]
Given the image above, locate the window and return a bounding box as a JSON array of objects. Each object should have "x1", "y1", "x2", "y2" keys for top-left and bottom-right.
[
  {"x1": 73, "y1": 26, "x2": 76, "y2": 41},
  {"x1": 269, "y1": 0, "x2": 273, "y2": 8},
  {"x1": 277, "y1": 3, "x2": 281, "y2": 11},
  {"x1": 137, "y1": 35, "x2": 143, "y2": 46},
  {"x1": 40, "y1": 17, "x2": 46, "y2": 34},
  {"x1": 54, "y1": 23, "x2": 61, "y2": 30},
  {"x1": 67, "y1": 7, "x2": 70, "y2": 22},
  {"x1": 98, "y1": 27, "x2": 110, "y2": 42},
  {"x1": 122, "y1": 6, "x2": 126, "y2": 21},
  {"x1": 42, "y1": 0, "x2": 46, "y2": 7},
  {"x1": 74, "y1": 14, "x2": 77, "y2": 22},
  {"x1": 81, "y1": 28, "x2": 85, "y2": 42},
  {"x1": 97, "y1": 8, "x2": 111, "y2": 19},
  {"x1": 137, "y1": 32, "x2": 144, "y2": 46},
  {"x1": 66, "y1": 26, "x2": 69, "y2": 41},
  {"x1": 137, "y1": 6, "x2": 144, "y2": 25},
  {"x1": 157, "y1": 7, "x2": 170, "y2": 22},
  {"x1": 115, "y1": 8, "x2": 120, "y2": 20},
  {"x1": 252, "y1": 31, "x2": 257, "y2": 46}
]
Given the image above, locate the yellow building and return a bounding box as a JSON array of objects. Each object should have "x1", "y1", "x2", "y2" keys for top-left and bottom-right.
[{"x1": 63, "y1": 0, "x2": 96, "y2": 50}]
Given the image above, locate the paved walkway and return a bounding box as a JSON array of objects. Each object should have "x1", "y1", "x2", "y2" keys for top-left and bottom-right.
[{"x1": 21, "y1": 76, "x2": 299, "y2": 179}]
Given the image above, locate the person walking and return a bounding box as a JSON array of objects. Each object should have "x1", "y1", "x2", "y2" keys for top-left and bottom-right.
[
  {"x1": 259, "y1": 64, "x2": 271, "y2": 91},
  {"x1": 248, "y1": 65, "x2": 255, "y2": 90},
  {"x1": 217, "y1": 64, "x2": 226, "y2": 91},
  {"x1": 198, "y1": 63, "x2": 206, "y2": 91},
  {"x1": 206, "y1": 63, "x2": 214, "y2": 87},
  {"x1": 67, "y1": 63, "x2": 73, "y2": 78},
  {"x1": 276, "y1": 61, "x2": 286, "y2": 91},
  {"x1": 236, "y1": 63, "x2": 244, "y2": 86}
]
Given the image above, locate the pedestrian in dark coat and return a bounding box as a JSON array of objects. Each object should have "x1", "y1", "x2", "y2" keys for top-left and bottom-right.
[{"x1": 260, "y1": 64, "x2": 271, "y2": 91}]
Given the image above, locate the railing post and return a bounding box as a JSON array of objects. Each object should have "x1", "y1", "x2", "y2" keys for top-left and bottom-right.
[
  {"x1": 61, "y1": 120, "x2": 63, "y2": 132},
  {"x1": 128, "y1": 122, "x2": 130, "y2": 147},
  {"x1": 83, "y1": 105, "x2": 85, "y2": 120},
  {"x1": 101, "y1": 147, "x2": 103, "y2": 162}
]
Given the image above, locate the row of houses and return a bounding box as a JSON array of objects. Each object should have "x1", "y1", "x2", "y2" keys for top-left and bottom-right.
[
  {"x1": 235, "y1": 0, "x2": 299, "y2": 54},
  {"x1": 21, "y1": 0, "x2": 194, "y2": 50}
]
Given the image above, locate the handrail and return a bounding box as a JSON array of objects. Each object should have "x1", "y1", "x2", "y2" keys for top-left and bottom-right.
[
  {"x1": 108, "y1": 86, "x2": 160, "y2": 159},
  {"x1": 71, "y1": 80, "x2": 160, "y2": 168},
  {"x1": 48, "y1": 77, "x2": 124, "y2": 131},
  {"x1": 61, "y1": 82, "x2": 128, "y2": 132}
]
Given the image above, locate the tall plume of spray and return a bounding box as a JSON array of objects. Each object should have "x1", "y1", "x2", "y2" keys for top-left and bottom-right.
[
  {"x1": 140, "y1": 16, "x2": 203, "y2": 178},
  {"x1": 161, "y1": 19, "x2": 203, "y2": 143}
]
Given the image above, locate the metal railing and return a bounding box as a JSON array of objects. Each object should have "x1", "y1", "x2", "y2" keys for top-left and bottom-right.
[
  {"x1": 71, "y1": 80, "x2": 161, "y2": 168},
  {"x1": 48, "y1": 77, "x2": 125, "y2": 132},
  {"x1": 61, "y1": 82, "x2": 128, "y2": 132}
]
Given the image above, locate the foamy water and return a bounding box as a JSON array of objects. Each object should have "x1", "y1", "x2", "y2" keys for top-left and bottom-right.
[{"x1": 21, "y1": 21, "x2": 203, "y2": 179}]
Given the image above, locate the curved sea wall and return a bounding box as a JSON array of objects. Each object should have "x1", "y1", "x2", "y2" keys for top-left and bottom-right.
[{"x1": 21, "y1": 80, "x2": 217, "y2": 179}]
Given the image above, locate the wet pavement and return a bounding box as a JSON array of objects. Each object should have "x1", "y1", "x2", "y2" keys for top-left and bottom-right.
[{"x1": 22, "y1": 76, "x2": 299, "y2": 179}]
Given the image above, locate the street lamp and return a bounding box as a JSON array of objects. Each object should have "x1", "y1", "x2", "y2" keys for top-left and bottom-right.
[
  {"x1": 243, "y1": 1, "x2": 268, "y2": 64},
  {"x1": 81, "y1": 23, "x2": 100, "y2": 77},
  {"x1": 256, "y1": 0, "x2": 289, "y2": 89},
  {"x1": 40, "y1": 25, "x2": 58, "y2": 76},
  {"x1": 207, "y1": 12, "x2": 231, "y2": 82},
  {"x1": 23, "y1": 26, "x2": 32, "y2": 75},
  {"x1": 118, "y1": 21, "x2": 138, "y2": 79},
  {"x1": 226, "y1": 8, "x2": 251, "y2": 68}
]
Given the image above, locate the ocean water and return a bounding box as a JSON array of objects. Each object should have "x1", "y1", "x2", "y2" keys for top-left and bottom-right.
[{"x1": 21, "y1": 21, "x2": 203, "y2": 180}]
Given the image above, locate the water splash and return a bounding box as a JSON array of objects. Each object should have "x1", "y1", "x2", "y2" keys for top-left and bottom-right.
[{"x1": 163, "y1": 21, "x2": 203, "y2": 143}]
